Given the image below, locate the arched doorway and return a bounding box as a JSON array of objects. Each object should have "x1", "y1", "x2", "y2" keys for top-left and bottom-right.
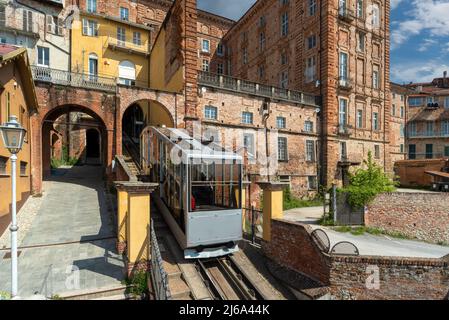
[
  {"x1": 86, "y1": 128, "x2": 101, "y2": 164},
  {"x1": 41, "y1": 105, "x2": 107, "y2": 178}
]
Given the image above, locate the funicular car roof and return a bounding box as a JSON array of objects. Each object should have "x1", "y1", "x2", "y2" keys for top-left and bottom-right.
[{"x1": 151, "y1": 127, "x2": 243, "y2": 162}]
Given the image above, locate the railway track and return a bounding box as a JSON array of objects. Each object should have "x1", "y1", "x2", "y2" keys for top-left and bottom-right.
[{"x1": 196, "y1": 256, "x2": 265, "y2": 300}]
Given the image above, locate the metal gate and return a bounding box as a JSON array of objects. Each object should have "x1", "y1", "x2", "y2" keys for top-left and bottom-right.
[
  {"x1": 243, "y1": 206, "x2": 263, "y2": 243},
  {"x1": 149, "y1": 221, "x2": 172, "y2": 300},
  {"x1": 336, "y1": 193, "x2": 365, "y2": 225}
]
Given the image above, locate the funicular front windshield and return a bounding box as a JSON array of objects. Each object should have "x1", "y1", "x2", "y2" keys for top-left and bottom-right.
[{"x1": 189, "y1": 158, "x2": 241, "y2": 212}]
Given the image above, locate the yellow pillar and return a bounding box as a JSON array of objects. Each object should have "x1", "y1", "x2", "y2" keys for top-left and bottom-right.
[
  {"x1": 257, "y1": 182, "x2": 288, "y2": 242},
  {"x1": 114, "y1": 181, "x2": 158, "y2": 275},
  {"x1": 127, "y1": 192, "x2": 150, "y2": 264},
  {"x1": 117, "y1": 189, "x2": 128, "y2": 244}
]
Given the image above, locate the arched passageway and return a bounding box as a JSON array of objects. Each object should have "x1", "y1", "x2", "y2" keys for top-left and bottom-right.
[
  {"x1": 41, "y1": 105, "x2": 107, "y2": 179},
  {"x1": 121, "y1": 99, "x2": 174, "y2": 161}
]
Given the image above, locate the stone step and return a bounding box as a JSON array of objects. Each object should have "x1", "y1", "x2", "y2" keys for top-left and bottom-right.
[
  {"x1": 59, "y1": 285, "x2": 130, "y2": 300},
  {"x1": 169, "y1": 277, "x2": 192, "y2": 300}
]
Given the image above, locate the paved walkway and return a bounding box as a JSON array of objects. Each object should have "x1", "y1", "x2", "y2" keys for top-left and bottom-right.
[
  {"x1": 283, "y1": 206, "x2": 449, "y2": 258},
  {"x1": 0, "y1": 166, "x2": 124, "y2": 298}
]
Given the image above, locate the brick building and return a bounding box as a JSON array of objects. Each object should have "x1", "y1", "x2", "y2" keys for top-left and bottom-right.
[
  {"x1": 389, "y1": 82, "x2": 408, "y2": 164},
  {"x1": 223, "y1": 0, "x2": 392, "y2": 186},
  {"x1": 404, "y1": 74, "x2": 449, "y2": 160}
]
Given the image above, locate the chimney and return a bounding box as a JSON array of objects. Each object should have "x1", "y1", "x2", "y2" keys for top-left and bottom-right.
[{"x1": 444, "y1": 71, "x2": 447, "y2": 79}]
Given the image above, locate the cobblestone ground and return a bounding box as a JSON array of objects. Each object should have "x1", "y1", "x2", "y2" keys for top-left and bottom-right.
[{"x1": 0, "y1": 166, "x2": 125, "y2": 298}]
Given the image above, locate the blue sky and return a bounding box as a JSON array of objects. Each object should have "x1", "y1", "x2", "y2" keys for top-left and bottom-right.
[{"x1": 198, "y1": 0, "x2": 449, "y2": 84}]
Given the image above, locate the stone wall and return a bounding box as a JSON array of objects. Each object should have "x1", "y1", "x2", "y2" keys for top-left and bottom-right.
[
  {"x1": 365, "y1": 192, "x2": 449, "y2": 244},
  {"x1": 263, "y1": 218, "x2": 449, "y2": 300}
]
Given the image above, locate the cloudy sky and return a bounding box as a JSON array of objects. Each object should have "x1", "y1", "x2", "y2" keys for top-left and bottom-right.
[{"x1": 198, "y1": 0, "x2": 449, "y2": 84}]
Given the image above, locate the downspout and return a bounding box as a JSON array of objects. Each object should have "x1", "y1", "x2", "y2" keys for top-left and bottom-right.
[
  {"x1": 262, "y1": 99, "x2": 271, "y2": 182},
  {"x1": 318, "y1": 0, "x2": 325, "y2": 187}
]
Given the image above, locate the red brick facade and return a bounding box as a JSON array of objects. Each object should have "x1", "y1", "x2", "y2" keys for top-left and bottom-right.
[{"x1": 223, "y1": 0, "x2": 392, "y2": 186}]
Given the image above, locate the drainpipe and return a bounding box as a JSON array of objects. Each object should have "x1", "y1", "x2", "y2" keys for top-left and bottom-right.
[{"x1": 262, "y1": 99, "x2": 271, "y2": 182}]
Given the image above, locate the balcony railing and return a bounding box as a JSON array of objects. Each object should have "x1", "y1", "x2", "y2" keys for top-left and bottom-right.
[
  {"x1": 408, "y1": 131, "x2": 449, "y2": 138},
  {"x1": 338, "y1": 7, "x2": 355, "y2": 22},
  {"x1": 198, "y1": 71, "x2": 320, "y2": 107},
  {"x1": 337, "y1": 76, "x2": 353, "y2": 90},
  {"x1": 407, "y1": 153, "x2": 445, "y2": 160},
  {"x1": 107, "y1": 37, "x2": 149, "y2": 56},
  {"x1": 31, "y1": 66, "x2": 116, "y2": 92}
]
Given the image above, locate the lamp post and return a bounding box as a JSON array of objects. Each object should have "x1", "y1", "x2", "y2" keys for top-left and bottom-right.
[{"x1": 0, "y1": 115, "x2": 26, "y2": 298}]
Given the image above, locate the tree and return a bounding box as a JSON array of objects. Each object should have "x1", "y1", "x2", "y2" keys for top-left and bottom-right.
[{"x1": 343, "y1": 151, "x2": 397, "y2": 208}]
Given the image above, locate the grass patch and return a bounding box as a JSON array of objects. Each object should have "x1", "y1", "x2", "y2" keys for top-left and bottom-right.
[
  {"x1": 333, "y1": 226, "x2": 412, "y2": 240},
  {"x1": 318, "y1": 214, "x2": 335, "y2": 226},
  {"x1": 283, "y1": 187, "x2": 323, "y2": 210}
]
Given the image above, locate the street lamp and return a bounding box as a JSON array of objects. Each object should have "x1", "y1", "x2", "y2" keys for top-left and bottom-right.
[{"x1": 0, "y1": 115, "x2": 26, "y2": 298}]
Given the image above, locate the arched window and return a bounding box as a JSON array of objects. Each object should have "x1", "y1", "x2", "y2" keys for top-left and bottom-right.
[{"x1": 118, "y1": 60, "x2": 136, "y2": 86}]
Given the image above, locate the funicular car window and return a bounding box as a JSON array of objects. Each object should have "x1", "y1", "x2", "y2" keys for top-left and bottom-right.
[{"x1": 189, "y1": 158, "x2": 241, "y2": 212}]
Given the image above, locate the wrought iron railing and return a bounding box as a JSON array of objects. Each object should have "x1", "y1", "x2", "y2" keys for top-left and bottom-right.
[
  {"x1": 31, "y1": 65, "x2": 117, "y2": 92},
  {"x1": 150, "y1": 221, "x2": 172, "y2": 300},
  {"x1": 107, "y1": 36, "x2": 150, "y2": 55},
  {"x1": 198, "y1": 71, "x2": 320, "y2": 107}
]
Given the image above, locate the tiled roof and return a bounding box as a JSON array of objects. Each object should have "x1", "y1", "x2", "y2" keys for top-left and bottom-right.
[{"x1": 0, "y1": 44, "x2": 20, "y2": 57}]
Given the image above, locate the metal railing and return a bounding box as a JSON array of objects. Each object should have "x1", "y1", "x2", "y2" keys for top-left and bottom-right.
[
  {"x1": 338, "y1": 7, "x2": 355, "y2": 21},
  {"x1": 198, "y1": 71, "x2": 320, "y2": 107},
  {"x1": 107, "y1": 36, "x2": 149, "y2": 55},
  {"x1": 31, "y1": 65, "x2": 116, "y2": 92},
  {"x1": 407, "y1": 153, "x2": 445, "y2": 160},
  {"x1": 243, "y1": 206, "x2": 263, "y2": 244},
  {"x1": 149, "y1": 221, "x2": 172, "y2": 300},
  {"x1": 408, "y1": 131, "x2": 449, "y2": 138}
]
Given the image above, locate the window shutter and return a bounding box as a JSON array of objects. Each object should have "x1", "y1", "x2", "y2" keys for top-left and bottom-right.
[
  {"x1": 82, "y1": 19, "x2": 88, "y2": 35},
  {"x1": 57, "y1": 18, "x2": 63, "y2": 35},
  {"x1": 28, "y1": 11, "x2": 33, "y2": 32},
  {"x1": 46, "y1": 15, "x2": 53, "y2": 33}
]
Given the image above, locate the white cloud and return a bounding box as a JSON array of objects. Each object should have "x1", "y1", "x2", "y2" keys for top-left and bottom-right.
[
  {"x1": 391, "y1": 0, "x2": 404, "y2": 9},
  {"x1": 392, "y1": 0, "x2": 449, "y2": 50},
  {"x1": 391, "y1": 60, "x2": 449, "y2": 83}
]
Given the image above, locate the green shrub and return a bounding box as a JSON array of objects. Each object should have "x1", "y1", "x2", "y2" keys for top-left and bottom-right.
[
  {"x1": 283, "y1": 187, "x2": 323, "y2": 210},
  {"x1": 341, "y1": 152, "x2": 397, "y2": 209},
  {"x1": 0, "y1": 291, "x2": 11, "y2": 300},
  {"x1": 126, "y1": 271, "x2": 148, "y2": 298}
]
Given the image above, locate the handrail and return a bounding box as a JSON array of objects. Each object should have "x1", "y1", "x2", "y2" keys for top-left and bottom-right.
[
  {"x1": 198, "y1": 71, "x2": 320, "y2": 107},
  {"x1": 31, "y1": 65, "x2": 117, "y2": 92}
]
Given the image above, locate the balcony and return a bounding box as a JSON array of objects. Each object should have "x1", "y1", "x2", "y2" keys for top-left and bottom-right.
[
  {"x1": 338, "y1": 7, "x2": 355, "y2": 22},
  {"x1": 31, "y1": 66, "x2": 116, "y2": 92},
  {"x1": 407, "y1": 153, "x2": 444, "y2": 160},
  {"x1": 198, "y1": 71, "x2": 320, "y2": 107},
  {"x1": 337, "y1": 76, "x2": 353, "y2": 90},
  {"x1": 107, "y1": 37, "x2": 150, "y2": 57},
  {"x1": 337, "y1": 124, "x2": 352, "y2": 137}
]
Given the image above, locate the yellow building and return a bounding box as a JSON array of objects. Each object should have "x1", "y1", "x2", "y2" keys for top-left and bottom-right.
[
  {"x1": 71, "y1": 10, "x2": 153, "y2": 87},
  {"x1": 0, "y1": 44, "x2": 39, "y2": 235}
]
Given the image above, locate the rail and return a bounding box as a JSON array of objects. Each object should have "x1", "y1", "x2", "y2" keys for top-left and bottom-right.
[
  {"x1": 122, "y1": 131, "x2": 142, "y2": 171},
  {"x1": 407, "y1": 153, "x2": 445, "y2": 160},
  {"x1": 31, "y1": 65, "x2": 117, "y2": 92},
  {"x1": 149, "y1": 220, "x2": 172, "y2": 300},
  {"x1": 198, "y1": 71, "x2": 320, "y2": 107},
  {"x1": 196, "y1": 257, "x2": 265, "y2": 300}
]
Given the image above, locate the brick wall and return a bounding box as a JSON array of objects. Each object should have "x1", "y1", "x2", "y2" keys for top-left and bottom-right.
[
  {"x1": 262, "y1": 219, "x2": 331, "y2": 285},
  {"x1": 263, "y1": 218, "x2": 449, "y2": 300},
  {"x1": 329, "y1": 255, "x2": 449, "y2": 300},
  {"x1": 394, "y1": 159, "x2": 448, "y2": 187},
  {"x1": 365, "y1": 192, "x2": 449, "y2": 244}
]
